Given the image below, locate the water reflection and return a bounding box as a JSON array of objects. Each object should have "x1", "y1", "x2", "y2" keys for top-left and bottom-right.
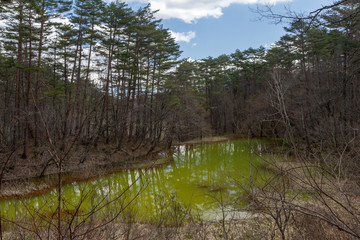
[{"x1": 0, "y1": 139, "x2": 267, "y2": 223}]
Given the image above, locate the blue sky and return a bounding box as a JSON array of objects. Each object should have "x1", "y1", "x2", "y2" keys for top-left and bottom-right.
[{"x1": 125, "y1": 0, "x2": 334, "y2": 60}]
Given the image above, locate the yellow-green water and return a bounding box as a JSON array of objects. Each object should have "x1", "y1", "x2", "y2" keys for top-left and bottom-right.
[{"x1": 0, "y1": 139, "x2": 270, "y2": 225}]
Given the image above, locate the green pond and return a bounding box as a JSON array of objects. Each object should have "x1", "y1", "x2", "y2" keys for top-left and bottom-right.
[{"x1": 0, "y1": 138, "x2": 272, "y2": 225}]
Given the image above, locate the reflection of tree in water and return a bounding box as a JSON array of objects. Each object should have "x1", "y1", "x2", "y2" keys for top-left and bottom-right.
[{"x1": 1, "y1": 139, "x2": 267, "y2": 223}]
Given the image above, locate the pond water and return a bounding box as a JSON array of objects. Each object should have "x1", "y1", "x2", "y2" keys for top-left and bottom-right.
[{"x1": 0, "y1": 138, "x2": 271, "y2": 225}]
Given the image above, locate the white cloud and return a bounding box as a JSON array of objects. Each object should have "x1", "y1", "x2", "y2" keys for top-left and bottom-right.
[
  {"x1": 0, "y1": 20, "x2": 6, "y2": 28},
  {"x1": 123, "y1": 0, "x2": 291, "y2": 23},
  {"x1": 169, "y1": 30, "x2": 196, "y2": 43}
]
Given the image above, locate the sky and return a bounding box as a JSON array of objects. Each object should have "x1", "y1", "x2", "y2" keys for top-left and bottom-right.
[
  {"x1": 1, "y1": 0, "x2": 336, "y2": 60},
  {"x1": 122, "y1": 0, "x2": 335, "y2": 60}
]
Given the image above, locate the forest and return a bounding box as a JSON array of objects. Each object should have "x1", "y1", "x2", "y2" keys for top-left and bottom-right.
[
  {"x1": 0, "y1": 0, "x2": 360, "y2": 239},
  {"x1": 1, "y1": 0, "x2": 360, "y2": 158}
]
